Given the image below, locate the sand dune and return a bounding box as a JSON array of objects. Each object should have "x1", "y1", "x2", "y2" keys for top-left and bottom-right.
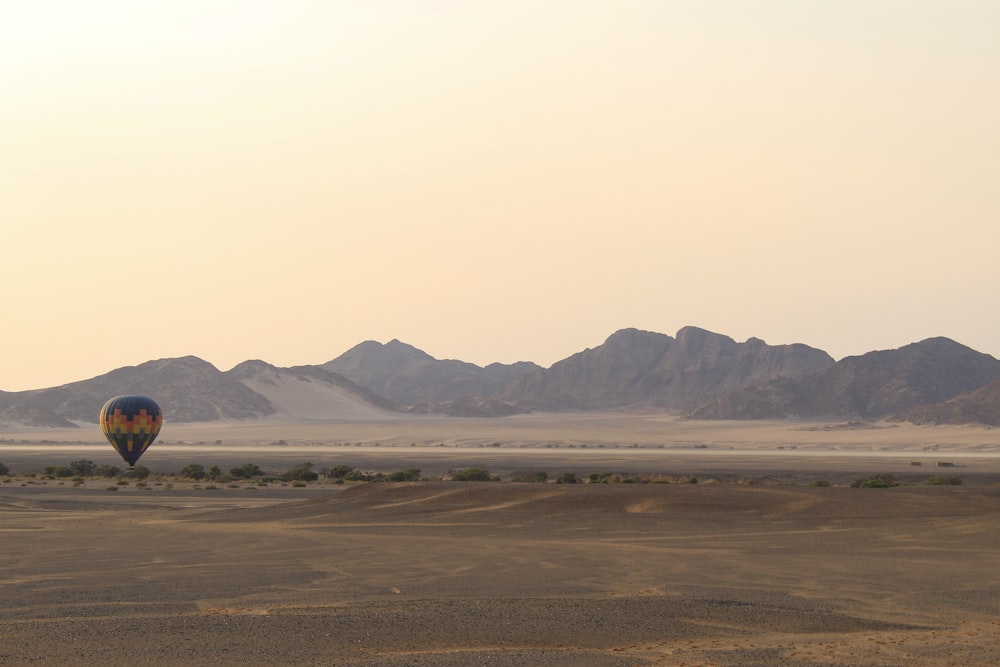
[{"x1": 239, "y1": 374, "x2": 403, "y2": 420}]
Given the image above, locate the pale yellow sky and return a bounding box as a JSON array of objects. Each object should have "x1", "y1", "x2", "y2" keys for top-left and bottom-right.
[{"x1": 3, "y1": 1, "x2": 999, "y2": 391}]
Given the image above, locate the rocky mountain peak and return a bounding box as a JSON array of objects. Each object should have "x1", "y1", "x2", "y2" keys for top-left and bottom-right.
[{"x1": 675, "y1": 326, "x2": 734, "y2": 351}]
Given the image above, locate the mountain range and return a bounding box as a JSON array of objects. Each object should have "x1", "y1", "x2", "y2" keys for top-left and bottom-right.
[{"x1": 2, "y1": 326, "x2": 999, "y2": 427}]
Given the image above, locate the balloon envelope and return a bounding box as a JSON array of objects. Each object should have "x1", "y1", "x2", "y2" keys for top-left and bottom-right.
[{"x1": 99, "y1": 395, "x2": 163, "y2": 467}]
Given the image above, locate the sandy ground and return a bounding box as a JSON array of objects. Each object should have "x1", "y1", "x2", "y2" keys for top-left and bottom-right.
[
  {"x1": 2, "y1": 415, "x2": 1000, "y2": 665},
  {"x1": 1, "y1": 480, "x2": 999, "y2": 666}
]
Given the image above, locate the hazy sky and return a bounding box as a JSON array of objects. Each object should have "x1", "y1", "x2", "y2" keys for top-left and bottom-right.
[{"x1": 3, "y1": 1, "x2": 998, "y2": 391}]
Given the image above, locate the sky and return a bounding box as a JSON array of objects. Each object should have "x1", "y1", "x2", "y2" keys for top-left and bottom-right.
[{"x1": 2, "y1": 1, "x2": 999, "y2": 391}]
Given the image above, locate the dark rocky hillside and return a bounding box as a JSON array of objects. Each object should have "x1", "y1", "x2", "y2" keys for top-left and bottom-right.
[
  {"x1": 891, "y1": 378, "x2": 1000, "y2": 426},
  {"x1": 0, "y1": 357, "x2": 274, "y2": 425},
  {"x1": 688, "y1": 337, "x2": 1000, "y2": 420},
  {"x1": 323, "y1": 339, "x2": 543, "y2": 406},
  {"x1": 495, "y1": 327, "x2": 834, "y2": 411}
]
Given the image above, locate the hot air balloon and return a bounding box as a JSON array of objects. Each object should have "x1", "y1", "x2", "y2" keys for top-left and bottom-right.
[{"x1": 99, "y1": 395, "x2": 163, "y2": 468}]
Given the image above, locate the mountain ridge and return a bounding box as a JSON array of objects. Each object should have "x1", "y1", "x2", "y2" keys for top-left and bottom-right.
[
  {"x1": 0, "y1": 356, "x2": 401, "y2": 427},
  {"x1": 2, "y1": 327, "x2": 998, "y2": 426},
  {"x1": 491, "y1": 327, "x2": 835, "y2": 411}
]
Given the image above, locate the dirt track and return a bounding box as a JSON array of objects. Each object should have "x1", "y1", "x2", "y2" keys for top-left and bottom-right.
[{"x1": 2, "y1": 481, "x2": 999, "y2": 665}]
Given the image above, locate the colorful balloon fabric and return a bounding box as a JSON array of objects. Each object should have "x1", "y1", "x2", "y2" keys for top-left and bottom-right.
[{"x1": 99, "y1": 395, "x2": 163, "y2": 467}]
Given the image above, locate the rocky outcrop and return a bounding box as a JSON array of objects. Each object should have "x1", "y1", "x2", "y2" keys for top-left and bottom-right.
[
  {"x1": 891, "y1": 378, "x2": 1000, "y2": 426},
  {"x1": 497, "y1": 327, "x2": 834, "y2": 411},
  {"x1": 689, "y1": 337, "x2": 1000, "y2": 420}
]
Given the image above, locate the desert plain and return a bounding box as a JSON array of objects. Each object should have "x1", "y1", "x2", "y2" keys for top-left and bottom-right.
[{"x1": 2, "y1": 413, "x2": 1000, "y2": 666}]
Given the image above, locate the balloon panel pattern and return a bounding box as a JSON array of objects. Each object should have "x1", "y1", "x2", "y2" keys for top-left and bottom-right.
[{"x1": 99, "y1": 395, "x2": 163, "y2": 467}]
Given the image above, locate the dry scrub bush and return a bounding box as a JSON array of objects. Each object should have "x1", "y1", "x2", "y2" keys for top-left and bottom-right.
[{"x1": 851, "y1": 474, "x2": 899, "y2": 488}]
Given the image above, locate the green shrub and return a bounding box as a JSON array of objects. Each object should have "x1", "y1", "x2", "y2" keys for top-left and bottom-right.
[
  {"x1": 327, "y1": 464, "x2": 354, "y2": 479},
  {"x1": 386, "y1": 468, "x2": 422, "y2": 482},
  {"x1": 68, "y1": 459, "x2": 96, "y2": 476},
  {"x1": 851, "y1": 474, "x2": 898, "y2": 488},
  {"x1": 511, "y1": 471, "x2": 548, "y2": 483},
  {"x1": 230, "y1": 463, "x2": 264, "y2": 479},
  {"x1": 95, "y1": 465, "x2": 121, "y2": 478},
  {"x1": 450, "y1": 467, "x2": 495, "y2": 482},
  {"x1": 181, "y1": 464, "x2": 206, "y2": 481},
  {"x1": 556, "y1": 472, "x2": 577, "y2": 484},
  {"x1": 282, "y1": 462, "x2": 319, "y2": 482}
]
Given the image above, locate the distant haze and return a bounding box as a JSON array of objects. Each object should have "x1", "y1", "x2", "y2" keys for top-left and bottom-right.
[{"x1": 3, "y1": 1, "x2": 998, "y2": 391}]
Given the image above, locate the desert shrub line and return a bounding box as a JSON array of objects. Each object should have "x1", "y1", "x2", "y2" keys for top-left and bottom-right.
[
  {"x1": 851, "y1": 474, "x2": 899, "y2": 488},
  {"x1": 449, "y1": 467, "x2": 497, "y2": 482}
]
